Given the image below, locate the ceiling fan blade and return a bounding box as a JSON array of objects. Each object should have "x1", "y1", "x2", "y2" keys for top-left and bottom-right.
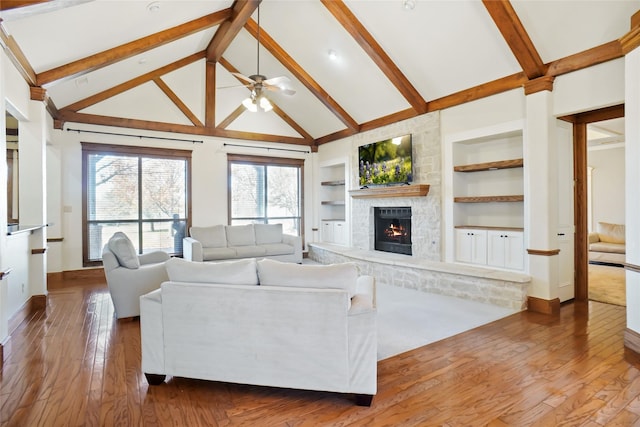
[
  {"x1": 231, "y1": 72, "x2": 256, "y2": 85},
  {"x1": 217, "y1": 83, "x2": 252, "y2": 90},
  {"x1": 263, "y1": 75, "x2": 290, "y2": 86},
  {"x1": 263, "y1": 84, "x2": 296, "y2": 96}
]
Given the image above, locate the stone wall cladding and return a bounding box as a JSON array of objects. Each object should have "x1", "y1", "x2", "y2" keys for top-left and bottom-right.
[
  {"x1": 350, "y1": 112, "x2": 441, "y2": 261},
  {"x1": 309, "y1": 245, "x2": 528, "y2": 311}
]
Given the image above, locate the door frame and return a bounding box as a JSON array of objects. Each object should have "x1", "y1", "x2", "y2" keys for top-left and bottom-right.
[{"x1": 559, "y1": 104, "x2": 625, "y2": 301}]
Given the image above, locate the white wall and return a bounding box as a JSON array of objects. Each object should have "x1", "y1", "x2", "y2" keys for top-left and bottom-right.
[
  {"x1": 588, "y1": 146, "x2": 625, "y2": 227},
  {"x1": 1, "y1": 49, "x2": 49, "y2": 341},
  {"x1": 50, "y1": 125, "x2": 314, "y2": 271}
]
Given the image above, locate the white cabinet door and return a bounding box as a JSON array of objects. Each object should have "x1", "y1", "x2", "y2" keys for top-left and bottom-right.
[
  {"x1": 455, "y1": 229, "x2": 487, "y2": 265},
  {"x1": 322, "y1": 221, "x2": 334, "y2": 243},
  {"x1": 503, "y1": 232, "x2": 524, "y2": 270},
  {"x1": 333, "y1": 221, "x2": 347, "y2": 246},
  {"x1": 487, "y1": 230, "x2": 524, "y2": 270}
]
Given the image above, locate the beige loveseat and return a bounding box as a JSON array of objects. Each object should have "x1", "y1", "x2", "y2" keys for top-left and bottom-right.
[
  {"x1": 183, "y1": 223, "x2": 302, "y2": 263},
  {"x1": 588, "y1": 222, "x2": 625, "y2": 265},
  {"x1": 140, "y1": 257, "x2": 377, "y2": 405}
]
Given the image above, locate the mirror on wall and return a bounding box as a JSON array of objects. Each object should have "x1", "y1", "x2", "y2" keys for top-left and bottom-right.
[{"x1": 6, "y1": 111, "x2": 18, "y2": 224}]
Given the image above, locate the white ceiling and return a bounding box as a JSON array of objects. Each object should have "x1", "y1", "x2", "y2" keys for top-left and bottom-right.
[{"x1": 1, "y1": 0, "x2": 638, "y2": 145}]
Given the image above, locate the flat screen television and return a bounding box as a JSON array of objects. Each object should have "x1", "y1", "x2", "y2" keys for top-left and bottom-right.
[{"x1": 358, "y1": 134, "x2": 413, "y2": 187}]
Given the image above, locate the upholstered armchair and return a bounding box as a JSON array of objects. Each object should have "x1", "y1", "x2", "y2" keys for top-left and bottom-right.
[{"x1": 102, "y1": 232, "x2": 170, "y2": 319}]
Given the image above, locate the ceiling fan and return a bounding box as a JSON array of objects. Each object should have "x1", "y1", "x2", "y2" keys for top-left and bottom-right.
[{"x1": 229, "y1": 5, "x2": 296, "y2": 112}]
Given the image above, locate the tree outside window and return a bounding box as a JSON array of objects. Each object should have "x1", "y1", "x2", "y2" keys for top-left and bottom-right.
[
  {"x1": 228, "y1": 155, "x2": 303, "y2": 238},
  {"x1": 82, "y1": 143, "x2": 191, "y2": 266}
]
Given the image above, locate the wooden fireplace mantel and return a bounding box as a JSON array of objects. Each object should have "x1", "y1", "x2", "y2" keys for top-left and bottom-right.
[{"x1": 349, "y1": 184, "x2": 430, "y2": 199}]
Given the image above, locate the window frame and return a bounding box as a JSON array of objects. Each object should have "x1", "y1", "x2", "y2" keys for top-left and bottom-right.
[
  {"x1": 227, "y1": 154, "x2": 304, "y2": 244},
  {"x1": 81, "y1": 142, "x2": 192, "y2": 267}
]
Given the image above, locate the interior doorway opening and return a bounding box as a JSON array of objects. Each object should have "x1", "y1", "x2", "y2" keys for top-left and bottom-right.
[{"x1": 560, "y1": 104, "x2": 625, "y2": 304}]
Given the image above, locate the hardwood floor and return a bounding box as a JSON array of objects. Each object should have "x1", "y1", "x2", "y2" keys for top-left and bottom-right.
[{"x1": 0, "y1": 278, "x2": 638, "y2": 426}]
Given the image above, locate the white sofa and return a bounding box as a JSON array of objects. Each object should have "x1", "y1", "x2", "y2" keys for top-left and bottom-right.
[
  {"x1": 588, "y1": 221, "x2": 625, "y2": 265},
  {"x1": 140, "y1": 257, "x2": 377, "y2": 405},
  {"x1": 183, "y1": 223, "x2": 302, "y2": 263}
]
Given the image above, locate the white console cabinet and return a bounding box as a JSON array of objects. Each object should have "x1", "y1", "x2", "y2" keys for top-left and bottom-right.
[
  {"x1": 322, "y1": 220, "x2": 347, "y2": 246},
  {"x1": 456, "y1": 227, "x2": 523, "y2": 271}
]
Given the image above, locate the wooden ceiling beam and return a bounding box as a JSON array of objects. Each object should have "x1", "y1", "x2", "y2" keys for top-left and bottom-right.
[
  {"x1": 482, "y1": 0, "x2": 547, "y2": 79},
  {"x1": 206, "y1": 0, "x2": 260, "y2": 62},
  {"x1": 36, "y1": 9, "x2": 231, "y2": 87},
  {"x1": 321, "y1": 0, "x2": 428, "y2": 115},
  {"x1": 217, "y1": 105, "x2": 246, "y2": 129},
  {"x1": 0, "y1": 1, "x2": 50, "y2": 11},
  {"x1": 63, "y1": 51, "x2": 206, "y2": 112},
  {"x1": 0, "y1": 20, "x2": 37, "y2": 85},
  {"x1": 205, "y1": 61, "x2": 216, "y2": 128},
  {"x1": 546, "y1": 40, "x2": 623, "y2": 77},
  {"x1": 427, "y1": 72, "x2": 528, "y2": 112},
  {"x1": 243, "y1": 18, "x2": 360, "y2": 132},
  {"x1": 153, "y1": 77, "x2": 204, "y2": 127},
  {"x1": 57, "y1": 110, "x2": 312, "y2": 146}
]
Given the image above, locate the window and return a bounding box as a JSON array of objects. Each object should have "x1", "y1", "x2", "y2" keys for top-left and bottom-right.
[
  {"x1": 228, "y1": 154, "x2": 304, "y2": 239},
  {"x1": 82, "y1": 143, "x2": 191, "y2": 266}
]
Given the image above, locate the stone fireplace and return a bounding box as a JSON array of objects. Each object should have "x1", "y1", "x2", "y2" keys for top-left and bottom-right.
[{"x1": 374, "y1": 207, "x2": 412, "y2": 255}]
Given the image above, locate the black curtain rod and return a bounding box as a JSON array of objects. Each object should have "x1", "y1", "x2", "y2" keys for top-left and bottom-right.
[
  {"x1": 65, "y1": 128, "x2": 204, "y2": 144},
  {"x1": 223, "y1": 143, "x2": 310, "y2": 154}
]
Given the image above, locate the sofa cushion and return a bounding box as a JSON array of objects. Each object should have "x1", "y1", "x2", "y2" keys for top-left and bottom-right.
[
  {"x1": 254, "y1": 223, "x2": 283, "y2": 245},
  {"x1": 597, "y1": 222, "x2": 625, "y2": 244},
  {"x1": 257, "y1": 259, "x2": 358, "y2": 297},
  {"x1": 589, "y1": 242, "x2": 625, "y2": 254},
  {"x1": 107, "y1": 232, "x2": 140, "y2": 269},
  {"x1": 202, "y1": 247, "x2": 237, "y2": 261},
  {"x1": 231, "y1": 245, "x2": 267, "y2": 258},
  {"x1": 190, "y1": 225, "x2": 227, "y2": 248},
  {"x1": 258, "y1": 243, "x2": 294, "y2": 256},
  {"x1": 165, "y1": 257, "x2": 259, "y2": 285},
  {"x1": 226, "y1": 224, "x2": 256, "y2": 246}
]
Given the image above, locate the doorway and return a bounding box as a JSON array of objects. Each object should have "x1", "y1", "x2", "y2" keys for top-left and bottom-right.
[{"x1": 560, "y1": 104, "x2": 625, "y2": 302}]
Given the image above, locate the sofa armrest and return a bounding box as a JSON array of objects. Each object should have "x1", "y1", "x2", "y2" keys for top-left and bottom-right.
[
  {"x1": 283, "y1": 233, "x2": 303, "y2": 263},
  {"x1": 183, "y1": 237, "x2": 203, "y2": 262},
  {"x1": 588, "y1": 232, "x2": 601, "y2": 244},
  {"x1": 355, "y1": 275, "x2": 376, "y2": 309},
  {"x1": 139, "y1": 251, "x2": 170, "y2": 265}
]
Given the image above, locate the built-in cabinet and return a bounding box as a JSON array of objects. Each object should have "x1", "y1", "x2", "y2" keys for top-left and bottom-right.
[
  {"x1": 486, "y1": 229, "x2": 524, "y2": 270},
  {"x1": 319, "y1": 162, "x2": 348, "y2": 245},
  {"x1": 445, "y1": 121, "x2": 526, "y2": 271}
]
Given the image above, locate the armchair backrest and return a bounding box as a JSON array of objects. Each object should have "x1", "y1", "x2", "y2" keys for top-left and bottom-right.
[{"x1": 102, "y1": 245, "x2": 121, "y2": 272}]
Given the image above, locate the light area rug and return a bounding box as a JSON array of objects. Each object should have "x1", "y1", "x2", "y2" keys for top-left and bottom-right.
[
  {"x1": 376, "y1": 283, "x2": 518, "y2": 360},
  {"x1": 589, "y1": 263, "x2": 626, "y2": 306}
]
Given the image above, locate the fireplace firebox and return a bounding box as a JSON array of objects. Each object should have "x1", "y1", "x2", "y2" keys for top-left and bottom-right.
[{"x1": 374, "y1": 207, "x2": 412, "y2": 255}]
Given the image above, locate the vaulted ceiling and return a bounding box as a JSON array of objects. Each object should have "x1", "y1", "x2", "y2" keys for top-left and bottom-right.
[{"x1": 1, "y1": 0, "x2": 639, "y2": 150}]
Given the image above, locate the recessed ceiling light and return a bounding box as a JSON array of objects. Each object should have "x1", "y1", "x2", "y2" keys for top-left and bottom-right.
[
  {"x1": 403, "y1": 0, "x2": 415, "y2": 10},
  {"x1": 328, "y1": 49, "x2": 338, "y2": 61},
  {"x1": 147, "y1": 1, "x2": 160, "y2": 13}
]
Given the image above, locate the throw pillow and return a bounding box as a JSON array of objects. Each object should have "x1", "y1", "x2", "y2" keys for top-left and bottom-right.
[
  {"x1": 165, "y1": 257, "x2": 259, "y2": 285},
  {"x1": 226, "y1": 224, "x2": 256, "y2": 246},
  {"x1": 257, "y1": 258, "x2": 358, "y2": 297},
  {"x1": 597, "y1": 222, "x2": 625, "y2": 244},
  {"x1": 190, "y1": 225, "x2": 227, "y2": 248},
  {"x1": 107, "y1": 232, "x2": 140, "y2": 269},
  {"x1": 254, "y1": 223, "x2": 283, "y2": 245}
]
